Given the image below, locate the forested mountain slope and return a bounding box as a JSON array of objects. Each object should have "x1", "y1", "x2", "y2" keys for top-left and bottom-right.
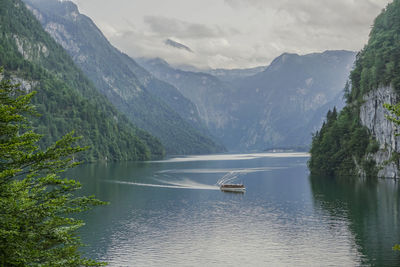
[
  {"x1": 24, "y1": 0, "x2": 225, "y2": 155},
  {"x1": 309, "y1": 0, "x2": 400, "y2": 178},
  {"x1": 0, "y1": 0, "x2": 164, "y2": 161}
]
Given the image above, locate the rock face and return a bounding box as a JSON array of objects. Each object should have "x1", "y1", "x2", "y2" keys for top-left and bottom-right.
[{"x1": 360, "y1": 86, "x2": 400, "y2": 178}]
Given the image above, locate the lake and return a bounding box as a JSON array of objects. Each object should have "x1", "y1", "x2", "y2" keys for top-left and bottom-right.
[{"x1": 70, "y1": 153, "x2": 400, "y2": 266}]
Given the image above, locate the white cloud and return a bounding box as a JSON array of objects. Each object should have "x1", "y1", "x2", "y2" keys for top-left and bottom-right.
[
  {"x1": 143, "y1": 16, "x2": 227, "y2": 39},
  {"x1": 71, "y1": 0, "x2": 391, "y2": 69}
]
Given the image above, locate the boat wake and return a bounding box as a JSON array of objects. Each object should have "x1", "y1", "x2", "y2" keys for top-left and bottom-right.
[
  {"x1": 103, "y1": 179, "x2": 219, "y2": 191},
  {"x1": 217, "y1": 171, "x2": 244, "y2": 185},
  {"x1": 104, "y1": 166, "x2": 279, "y2": 191},
  {"x1": 216, "y1": 165, "x2": 287, "y2": 186}
]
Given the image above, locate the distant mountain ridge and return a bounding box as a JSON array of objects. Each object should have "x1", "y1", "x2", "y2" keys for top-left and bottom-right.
[
  {"x1": 24, "y1": 0, "x2": 225, "y2": 155},
  {"x1": 21, "y1": 0, "x2": 356, "y2": 154},
  {"x1": 233, "y1": 50, "x2": 355, "y2": 150},
  {"x1": 204, "y1": 66, "x2": 267, "y2": 82},
  {"x1": 139, "y1": 50, "x2": 356, "y2": 151}
]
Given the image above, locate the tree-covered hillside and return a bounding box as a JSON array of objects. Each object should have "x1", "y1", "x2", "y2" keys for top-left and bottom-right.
[
  {"x1": 0, "y1": 0, "x2": 164, "y2": 161},
  {"x1": 350, "y1": 0, "x2": 400, "y2": 101},
  {"x1": 308, "y1": 106, "x2": 378, "y2": 177},
  {"x1": 309, "y1": 1, "x2": 400, "y2": 177},
  {"x1": 24, "y1": 0, "x2": 225, "y2": 155}
]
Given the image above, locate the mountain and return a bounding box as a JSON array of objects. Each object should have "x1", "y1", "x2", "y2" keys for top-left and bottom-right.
[
  {"x1": 233, "y1": 50, "x2": 356, "y2": 150},
  {"x1": 205, "y1": 66, "x2": 267, "y2": 83},
  {"x1": 139, "y1": 51, "x2": 356, "y2": 151},
  {"x1": 0, "y1": 0, "x2": 165, "y2": 161},
  {"x1": 23, "y1": 0, "x2": 225, "y2": 155},
  {"x1": 309, "y1": 0, "x2": 400, "y2": 178},
  {"x1": 136, "y1": 57, "x2": 234, "y2": 145}
]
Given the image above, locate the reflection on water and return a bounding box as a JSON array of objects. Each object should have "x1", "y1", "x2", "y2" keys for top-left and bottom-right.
[
  {"x1": 154, "y1": 152, "x2": 310, "y2": 163},
  {"x1": 310, "y1": 176, "x2": 400, "y2": 266},
  {"x1": 70, "y1": 153, "x2": 400, "y2": 266},
  {"x1": 157, "y1": 166, "x2": 286, "y2": 174}
]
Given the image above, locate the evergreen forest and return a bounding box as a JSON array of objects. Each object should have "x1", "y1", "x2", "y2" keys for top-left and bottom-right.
[
  {"x1": 0, "y1": 0, "x2": 165, "y2": 162},
  {"x1": 309, "y1": 0, "x2": 400, "y2": 177}
]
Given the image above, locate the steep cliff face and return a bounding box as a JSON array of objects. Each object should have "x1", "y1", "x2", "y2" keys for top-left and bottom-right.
[{"x1": 360, "y1": 87, "x2": 400, "y2": 178}]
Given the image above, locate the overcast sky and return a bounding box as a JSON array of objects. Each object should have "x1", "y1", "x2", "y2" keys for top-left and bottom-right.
[{"x1": 70, "y1": 0, "x2": 391, "y2": 69}]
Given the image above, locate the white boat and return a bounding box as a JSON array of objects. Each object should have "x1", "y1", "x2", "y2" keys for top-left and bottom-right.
[{"x1": 220, "y1": 184, "x2": 245, "y2": 193}]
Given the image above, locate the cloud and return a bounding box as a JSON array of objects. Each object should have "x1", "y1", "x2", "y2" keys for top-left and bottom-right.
[
  {"x1": 225, "y1": 0, "x2": 388, "y2": 29},
  {"x1": 144, "y1": 16, "x2": 226, "y2": 39},
  {"x1": 165, "y1": 39, "x2": 193, "y2": 53},
  {"x1": 71, "y1": 0, "x2": 391, "y2": 69},
  {"x1": 222, "y1": 0, "x2": 390, "y2": 55}
]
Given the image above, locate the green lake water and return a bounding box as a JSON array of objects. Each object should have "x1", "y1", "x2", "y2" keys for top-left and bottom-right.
[{"x1": 70, "y1": 153, "x2": 400, "y2": 266}]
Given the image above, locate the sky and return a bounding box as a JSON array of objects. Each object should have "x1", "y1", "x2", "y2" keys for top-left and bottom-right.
[{"x1": 70, "y1": 0, "x2": 392, "y2": 69}]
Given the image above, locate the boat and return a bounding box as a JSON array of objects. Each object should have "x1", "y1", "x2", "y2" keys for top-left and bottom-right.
[{"x1": 220, "y1": 183, "x2": 245, "y2": 193}]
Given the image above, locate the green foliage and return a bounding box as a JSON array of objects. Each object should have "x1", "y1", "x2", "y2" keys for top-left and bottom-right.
[
  {"x1": 384, "y1": 90, "x2": 400, "y2": 169},
  {"x1": 0, "y1": 0, "x2": 165, "y2": 161},
  {"x1": 308, "y1": 1, "x2": 400, "y2": 178},
  {"x1": 366, "y1": 137, "x2": 380, "y2": 154},
  {"x1": 384, "y1": 102, "x2": 400, "y2": 135},
  {"x1": 349, "y1": 0, "x2": 400, "y2": 101},
  {"x1": 0, "y1": 76, "x2": 105, "y2": 266},
  {"x1": 309, "y1": 106, "x2": 377, "y2": 178}
]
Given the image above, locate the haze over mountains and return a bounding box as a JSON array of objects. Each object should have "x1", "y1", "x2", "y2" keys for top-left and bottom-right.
[
  {"x1": 139, "y1": 51, "x2": 356, "y2": 151},
  {"x1": 16, "y1": 0, "x2": 357, "y2": 156}
]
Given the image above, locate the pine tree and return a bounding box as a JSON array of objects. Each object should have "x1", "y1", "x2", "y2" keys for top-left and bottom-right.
[{"x1": 0, "y1": 73, "x2": 106, "y2": 266}]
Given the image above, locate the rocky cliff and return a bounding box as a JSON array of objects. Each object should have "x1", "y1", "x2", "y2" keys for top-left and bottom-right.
[
  {"x1": 309, "y1": 0, "x2": 400, "y2": 179},
  {"x1": 360, "y1": 86, "x2": 400, "y2": 178}
]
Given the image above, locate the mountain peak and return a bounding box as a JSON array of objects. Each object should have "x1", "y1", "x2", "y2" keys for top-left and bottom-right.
[
  {"x1": 267, "y1": 53, "x2": 299, "y2": 70},
  {"x1": 148, "y1": 57, "x2": 171, "y2": 67},
  {"x1": 24, "y1": 0, "x2": 79, "y2": 18}
]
